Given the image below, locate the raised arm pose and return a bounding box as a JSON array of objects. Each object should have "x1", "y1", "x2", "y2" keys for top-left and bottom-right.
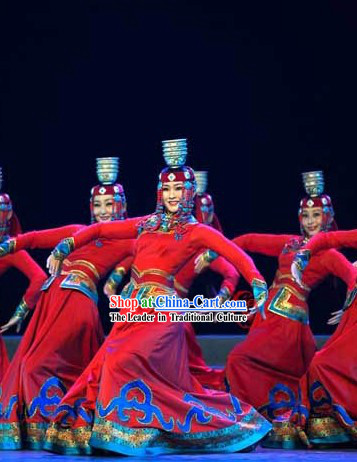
[
  {"x1": 292, "y1": 228, "x2": 357, "y2": 285},
  {"x1": 264, "y1": 228, "x2": 357, "y2": 448},
  {"x1": 44, "y1": 139, "x2": 271, "y2": 456},
  {"x1": 103, "y1": 171, "x2": 239, "y2": 391},
  {"x1": 0, "y1": 168, "x2": 46, "y2": 379},
  {"x1": 0, "y1": 158, "x2": 134, "y2": 450},
  {"x1": 209, "y1": 171, "x2": 356, "y2": 421}
]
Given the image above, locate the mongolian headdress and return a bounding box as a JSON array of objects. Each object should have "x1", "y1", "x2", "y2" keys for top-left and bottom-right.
[
  {"x1": 90, "y1": 157, "x2": 127, "y2": 223},
  {"x1": 138, "y1": 139, "x2": 197, "y2": 239},
  {"x1": 0, "y1": 168, "x2": 22, "y2": 239},
  {"x1": 298, "y1": 170, "x2": 337, "y2": 234}
]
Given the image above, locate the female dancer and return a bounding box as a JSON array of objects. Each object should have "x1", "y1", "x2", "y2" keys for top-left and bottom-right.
[
  {"x1": 264, "y1": 228, "x2": 357, "y2": 447},
  {"x1": 0, "y1": 158, "x2": 135, "y2": 450},
  {"x1": 198, "y1": 171, "x2": 357, "y2": 421},
  {"x1": 105, "y1": 170, "x2": 238, "y2": 391},
  {"x1": 104, "y1": 171, "x2": 238, "y2": 391},
  {"x1": 0, "y1": 168, "x2": 46, "y2": 379},
  {"x1": 43, "y1": 139, "x2": 271, "y2": 456}
]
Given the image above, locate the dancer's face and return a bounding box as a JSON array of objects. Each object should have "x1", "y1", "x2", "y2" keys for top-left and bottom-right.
[
  {"x1": 92, "y1": 194, "x2": 114, "y2": 222},
  {"x1": 301, "y1": 207, "x2": 323, "y2": 237},
  {"x1": 162, "y1": 181, "x2": 183, "y2": 213}
]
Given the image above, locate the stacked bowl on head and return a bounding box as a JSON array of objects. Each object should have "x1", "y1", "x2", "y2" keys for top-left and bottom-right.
[
  {"x1": 194, "y1": 171, "x2": 208, "y2": 195},
  {"x1": 162, "y1": 139, "x2": 187, "y2": 168},
  {"x1": 96, "y1": 157, "x2": 119, "y2": 185},
  {"x1": 302, "y1": 171, "x2": 324, "y2": 197}
]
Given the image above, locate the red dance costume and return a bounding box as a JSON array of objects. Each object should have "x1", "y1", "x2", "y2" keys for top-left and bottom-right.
[
  {"x1": 0, "y1": 252, "x2": 46, "y2": 379},
  {"x1": 226, "y1": 233, "x2": 357, "y2": 422},
  {"x1": 0, "y1": 225, "x2": 135, "y2": 449},
  {"x1": 44, "y1": 214, "x2": 271, "y2": 456},
  {"x1": 0, "y1": 186, "x2": 47, "y2": 381},
  {"x1": 174, "y1": 187, "x2": 238, "y2": 391},
  {"x1": 107, "y1": 253, "x2": 239, "y2": 392},
  {"x1": 175, "y1": 256, "x2": 239, "y2": 391},
  {"x1": 265, "y1": 229, "x2": 357, "y2": 447}
]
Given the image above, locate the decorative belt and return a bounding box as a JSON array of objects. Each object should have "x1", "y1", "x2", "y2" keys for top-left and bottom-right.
[
  {"x1": 62, "y1": 259, "x2": 100, "y2": 281},
  {"x1": 268, "y1": 285, "x2": 309, "y2": 325},
  {"x1": 271, "y1": 281, "x2": 310, "y2": 302},
  {"x1": 121, "y1": 275, "x2": 176, "y2": 301},
  {"x1": 130, "y1": 266, "x2": 174, "y2": 289},
  {"x1": 41, "y1": 270, "x2": 98, "y2": 303}
]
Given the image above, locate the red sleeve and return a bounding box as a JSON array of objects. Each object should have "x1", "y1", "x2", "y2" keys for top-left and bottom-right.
[
  {"x1": 14, "y1": 225, "x2": 84, "y2": 251},
  {"x1": 190, "y1": 225, "x2": 264, "y2": 286},
  {"x1": 10, "y1": 251, "x2": 47, "y2": 309},
  {"x1": 72, "y1": 218, "x2": 142, "y2": 249},
  {"x1": 209, "y1": 257, "x2": 240, "y2": 294},
  {"x1": 319, "y1": 249, "x2": 357, "y2": 291},
  {"x1": 232, "y1": 233, "x2": 295, "y2": 257},
  {"x1": 305, "y1": 230, "x2": 357, "y2": 255}
]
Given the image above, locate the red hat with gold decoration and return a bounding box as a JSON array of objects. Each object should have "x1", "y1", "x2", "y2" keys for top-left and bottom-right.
[
  {"x1": 156, "y1": 139, "x2": 196, "y2": 216},
  {"x1": 0, "y1": 167, "x2": 21, "y2": 238},
  {"x1": 138, "y1": 139, "x2": 197, "y2": 240},
  {"x1": 298, "y1": 170, "x2": 336, "y2": 233},
  {"x1": 90, "y1": 157, "x2": 127, "y2": 222}
]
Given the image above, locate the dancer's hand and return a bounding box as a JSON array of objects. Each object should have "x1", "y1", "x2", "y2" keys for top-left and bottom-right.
[
  {"x1": 0, "y1": 315, "x2": 24, "y2": 333},
  {"x1": 104, "y1": 281, "x2": 116, "y2": 297},
  {"x1": 248, "y1": 306, "x2": 257, "y2": 317},
  {"x1": 217, "y1": 286, "x2": 231, "y2": 307},
  {"x1": 0, "y1": 300, "x2": 29, "y2": 333},
  {"x1": 194, "y1": 250, "x2": 218, "y2": 274},
  {"x1": 327, "y1": 309, "x2": 344, "y2": 326},
  {"x1": 103, "y1": 268, "x2": 124, "y2": 298},
  {"x1": 46, "y1": 254, "x2": 62, "y2": 276},
  {"x1": 291, "y1": 250, "x2": 311, "y2": 288},
  {"x1": 47, "y1": 238, "x2": 74, "y2": 276},
  {"x1": 252, "y1": 279, "x2": 268, "y2": 320}
]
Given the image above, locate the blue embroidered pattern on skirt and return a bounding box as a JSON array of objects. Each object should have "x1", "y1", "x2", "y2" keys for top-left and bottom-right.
[
  {"x1": 27, "y1": 377, "x2": 67, "y2": 418},
  {"x1": 97, "y1": 379, "x2": 175, "y2": 431}
]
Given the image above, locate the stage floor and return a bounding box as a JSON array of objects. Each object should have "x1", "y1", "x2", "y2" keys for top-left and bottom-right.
[{"x1": 0, "y1": 448, "x2": 356, "y2": 461}]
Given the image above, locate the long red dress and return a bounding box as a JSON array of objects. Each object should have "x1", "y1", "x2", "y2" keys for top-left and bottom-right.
[
  {"x1": 107, "y1": 255, "x2": 238, "y2": 391},
  {"x1": 0, "y1": 225, "x2": 135, "y2": 450},
  {"x1": 225, "y1": 234, "x2": 357, "y2": 422},
  {"x1": 0, "y1": 251, "x2": 46, "y2": 380},
  {"x1": 175, "y1": 256, "x2": 239, "y2": 391},
  {"x1": 264, "y1": 229, "x2": 357, "y2": 447},
  {"x1": 44, "y1": 218, "x2": 271, "y2": 456}
]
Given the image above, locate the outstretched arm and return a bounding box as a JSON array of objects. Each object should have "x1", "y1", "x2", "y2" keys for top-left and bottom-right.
[
  {"x1": 209, "y1": 257, "x2": 240, "y2": 303},
  {"x1": 0, "y1": 225, "x2": 84, "y2": 256},
  {"x1": 233, "y1": 233, "x2": 294, "y2": 257},
  {"x1": 292, "y1": 230, "x2": 357, "y2": 286},
  {"x1": 191, "y1": 225, "x2": 268, "y2": 316},
  {"x1": 305, "y1": 230, "x2": 357, "y2": 255},
  {"x1": 195, "y1": 233, "x2": 295, "y2": 273},
  {"x1": 1, "y1": 251, "x2": 47, "y2": 333},
  {"x1": 320, "y1": 250, "x2": 357, "y2": 326},
  {"x1": 48, "y1": 218, "x2": 143, "y2": 275}
]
